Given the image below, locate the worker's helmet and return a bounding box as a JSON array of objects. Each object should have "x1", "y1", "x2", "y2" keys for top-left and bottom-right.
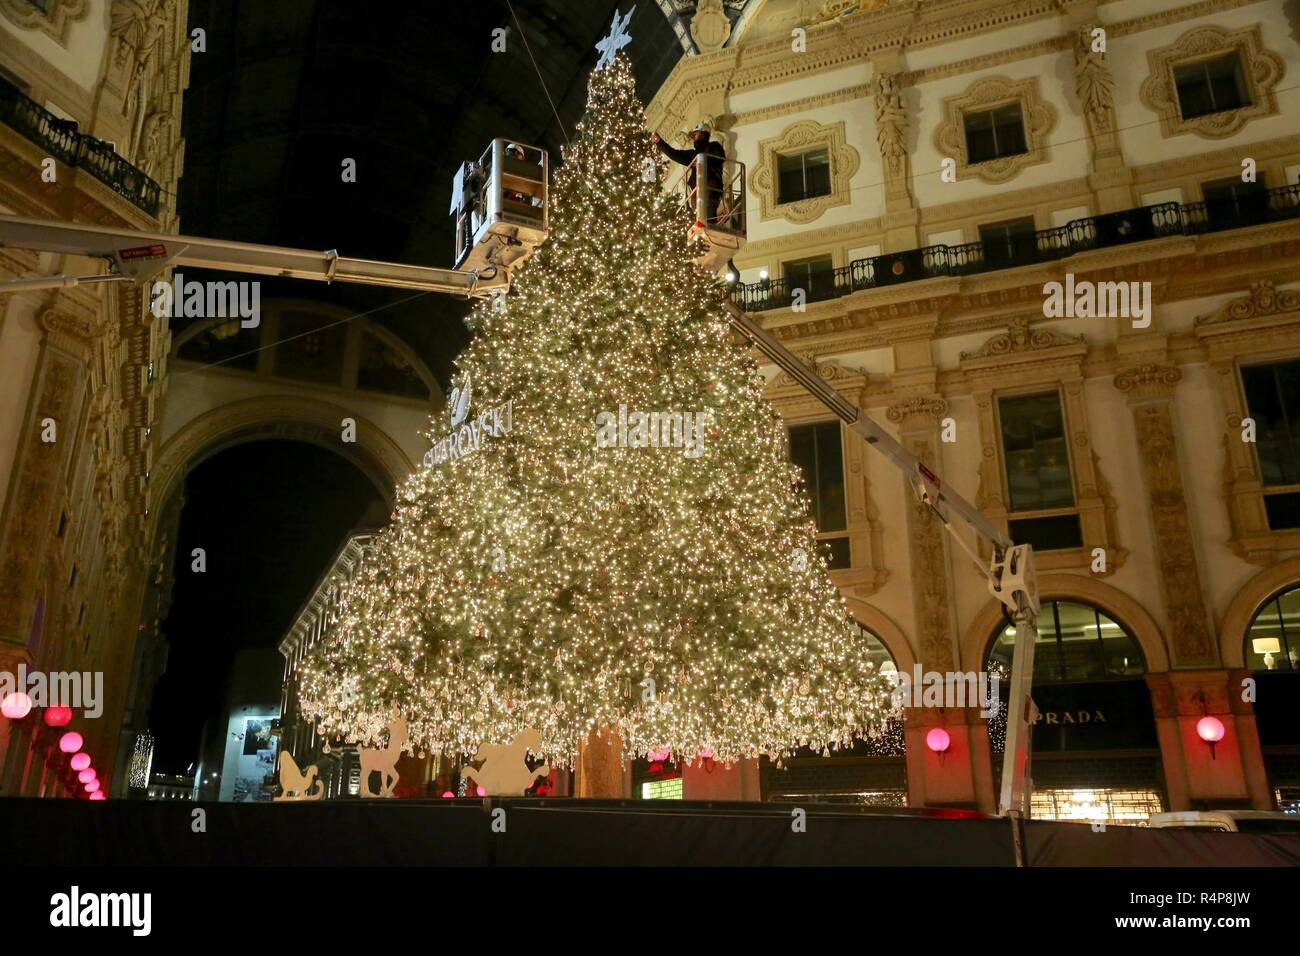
[{"x1": 689, "y1": 122, "x2": 711, "y2": 136}]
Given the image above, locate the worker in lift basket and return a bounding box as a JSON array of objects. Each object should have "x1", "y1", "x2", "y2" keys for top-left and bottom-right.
[
  {"x1": 653, "y1": 122, "x2": 727, "y2": 225},
  {"x1": 652, "y1": 122, "x2": 737, "y2": 277}
]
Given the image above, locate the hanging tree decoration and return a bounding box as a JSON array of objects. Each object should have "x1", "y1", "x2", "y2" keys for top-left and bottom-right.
[{"x1": 298, "y1": 51, "x2": 899, "y2": 771}]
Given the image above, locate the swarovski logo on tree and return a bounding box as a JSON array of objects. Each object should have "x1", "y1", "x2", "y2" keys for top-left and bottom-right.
[{"x1": 300, "y1": 52, "x2": 897, "y2": 774}]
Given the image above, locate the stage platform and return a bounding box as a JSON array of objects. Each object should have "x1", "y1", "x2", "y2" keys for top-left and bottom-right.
[{"x1": 4, "y1": 798, "x2": 1298, "y2": 866}]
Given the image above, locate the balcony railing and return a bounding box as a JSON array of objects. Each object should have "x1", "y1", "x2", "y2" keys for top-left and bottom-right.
[
  {"x1": 734, "y1": 186, "x2": 1300, "y2": 313},
  {"x1": 0, "y1": 76, "x2": 161, "y2": 216}
]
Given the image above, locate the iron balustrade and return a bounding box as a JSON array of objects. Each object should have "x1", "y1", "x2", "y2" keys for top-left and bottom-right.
[
  {"x1": 0, "y1": 76, "x2": 161, "y2": 216},
  {"x1": 733, "y1": 185, "x2": 1300, "y2": 312}
]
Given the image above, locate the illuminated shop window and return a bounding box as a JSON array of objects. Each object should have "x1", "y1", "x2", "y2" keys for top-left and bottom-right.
[
  {"x1": 1030, "y1": 787, "x2": 1164, "y2": 826},
  {"x1": 1244, "y1": 584, "x2": 1300, "y2": 671},
  {"x1": 987, "y1": 600, "x2": 1145, "y2": 684},
  {"x1": 641, "y1": 777, "x2": 683, "y2": 800}
]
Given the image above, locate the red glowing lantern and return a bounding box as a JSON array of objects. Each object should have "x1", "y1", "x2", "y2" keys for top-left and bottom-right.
[
  {"x1": 1197, "y1": 716, "x2": 1225, "y2": 742},
  {"x1": 84, "y1": 780, "x2": 100, "y2": 793},
  {"x1": 44, "y1": 706, "x2": 73, "y2": 727},
  {"x1": 926, "y1": 727, "x2": 951, "y2": 754},
  {"x1": 1197, "y1": 715, "x2": 1225, "y2": 759},
  {"x1": 58, "y1": 731, "x2": 83, "y2": 753},
  {"x1": 89, "y1": 791, "x2": 106, "y2": 801},
  {"x1": 70, "y1": 752, "x2": 91, "y2": 772},
  {"x1": 1, "y1": 692, "x2": 32, "y2": 720},
  {"x1": 78, "y1": 768, "x2": 97, "y2": 784}
]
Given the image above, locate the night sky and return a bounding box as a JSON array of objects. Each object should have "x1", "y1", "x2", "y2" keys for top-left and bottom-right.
[{"x1": 148, "y1": 441, "x2": 383, "y2": 773}]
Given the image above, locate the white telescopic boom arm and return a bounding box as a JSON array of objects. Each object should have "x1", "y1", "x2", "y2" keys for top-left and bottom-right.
[
  {"x1": 0, "y1": 214, "x2": 507, "y2": 297},
  {"x1": 723, "y1": 301, "x2": 1040, "y2": 819}
]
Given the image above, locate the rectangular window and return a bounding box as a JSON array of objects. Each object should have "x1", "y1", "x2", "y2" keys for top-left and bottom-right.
[
  {"x1": 776, "y1": 148, "x2": 831, "y2": 204},
  {"x1": 963, "y1": 103, "x2": 1027, "y2": 164},
  {"x1": 782, "y1": 254, "x2": 837, "y2": 303},
  {"x1": 789, "y1": 421, "x2": 850, "y2": 569},
  {"x1": 979, "y1": 216, "x2": 1038, "y2": 266},
  {"x1": 1202, "y1": 175, "x2": 1270, "y2": 231},
  {"x1": 998, "y1": 392, "x2": 1083, "y2": 551},
  {"x1": 1241, "y1": 359, "x2": 1300, "y2": 529},
  {"x1": 1174, "y1": 53, "x2": 1250, "y2": 120}
]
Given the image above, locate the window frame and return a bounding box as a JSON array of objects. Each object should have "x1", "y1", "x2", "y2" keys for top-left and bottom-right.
[
  {"x1": 994, "y1": 388, "x2": 1084, "y2": 551},
  {"x1": 1172, "y1": 50, "x2": 1251, "y2": 121},
  {"x1": 986, "y1": 599, "x2": 1147, "y2": 685},
  {"x1": 787, "y1": 418, "x2": 851, "y2": 570},
  {"x1": 1243, "y1": 584, "x2": 1300, "y2": 672},
  {"x1": 775, "y1": 147, "x2": 832, "y2": 205},
  {"x1": 1239, "y1": 357, "x2": 1300, "y2": 529},
  {"x1": 961, "y1": 101, "x2": 1029, "y2": 166}
]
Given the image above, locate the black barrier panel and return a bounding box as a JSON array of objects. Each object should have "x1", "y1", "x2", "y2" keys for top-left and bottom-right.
[
  {"x1": 1025, "y1": 820, "x2": 1300, "y2": 866},
  {"x1": 0, "y1": 798, "x2": 1013, "y2": 866},
  {"x1": 6, "y1": 797, "x2": 1300, "y2": 866}
]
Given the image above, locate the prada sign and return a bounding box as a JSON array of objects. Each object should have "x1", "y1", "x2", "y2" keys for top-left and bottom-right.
[{"x1": 1009, "y1": 680, "x2": 1158, "y2": 752}]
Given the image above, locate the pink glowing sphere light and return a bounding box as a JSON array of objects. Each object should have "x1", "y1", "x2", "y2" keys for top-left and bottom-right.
[
  {"x1": 926, "y1": 728, "x2": 951, "y2": 754},
  {"x1": 70, "y1": 752, "x2": 91, "y2": 772},
  {"x1": 58, "y1": 731, "x2": 83, "y2": 753},
  {"x1": 44, "y1": 706, "x2": 74, "y2": 727},
  {"x1": 89, "y1": 791, "x2": 106, "y2": 801},
  {"x1": 1197, "y1": 716, "x2": 1226, "y2": 743},
  {"x1": 78, "y1": 768, "x2": 97, "y2": 784},
  {"x1": 1, "y1": 692, "x2": 32, "y2": 720},
  {"x1": 84, "y1": 780, "x2": 100, "y2": 793}
]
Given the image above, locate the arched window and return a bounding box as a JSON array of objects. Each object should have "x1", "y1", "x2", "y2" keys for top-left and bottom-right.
[
  {"x1": 1244, "y1": 584, "x2": 1300, "y2": 671},
  {"x1": 986, "y1": 599, "x2": 1145, "y2": 684}
]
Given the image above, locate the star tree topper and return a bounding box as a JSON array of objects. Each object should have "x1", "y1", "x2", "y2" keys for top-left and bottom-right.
[{"x1": 595, "y1": 6, "x2": 635, "y2": 70}]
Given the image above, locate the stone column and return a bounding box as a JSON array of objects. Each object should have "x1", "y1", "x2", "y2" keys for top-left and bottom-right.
[
  {"x1": 902, "y1": 706, "x2": 997, "y2": 813},
  {"x1": 1068, "y1": 7, "x2": 1136, "y2": 212},
  {"x1": 886, "y1": 386, "x2": 994, "y2": 811},
  {"x1": 871, "y1": 61, "x2": 921, "y2": 251},
  {"x1": 1147, "y1": 671, "x2": 1272, "y2": 810},
  {"x1": 576, "y1": 725, "x2": 625, "y2": 798},
  {"x1": 1112, "y1": 364, "x2": 1217, "y2": 667}
]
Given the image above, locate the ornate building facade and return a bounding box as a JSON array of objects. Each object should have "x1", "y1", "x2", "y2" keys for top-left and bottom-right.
[
  {"x1": 0, "y1": 0, "x2": 191, "y2": 797},
  {"x1": 646, "y1": 0, "x2": 1300, "y2": 819}
]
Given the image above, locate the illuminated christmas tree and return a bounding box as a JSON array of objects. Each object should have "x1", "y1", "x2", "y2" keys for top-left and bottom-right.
[{"x1": 300, "y1": 54, "x2": 897, "y2": 768}]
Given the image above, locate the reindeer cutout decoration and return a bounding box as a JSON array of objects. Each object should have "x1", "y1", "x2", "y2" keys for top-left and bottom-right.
[
  {"x1": 274, "y1": 751, "x2": 323, "y2": 801},
  {"x1": 461, "y1": 728, "x2": 550, "y2": 795},
  {"x1": 358, "y1": 716, "x2": 407, "y2": 798}
]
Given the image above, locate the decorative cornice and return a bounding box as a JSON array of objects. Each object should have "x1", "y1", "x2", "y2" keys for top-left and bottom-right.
[
  {"x1": 1113, "y1": 363, "x2": 1182, "y2": 398},
  {"x1": 886, "y1": 395, "x2": 948, "y2": 424},
  {"x1": 1195, "y1": 280, "x2": 1300, "y2": 326},
  {"x1": 959, "y1": 317, "x2": 1085, "y2": 360}
]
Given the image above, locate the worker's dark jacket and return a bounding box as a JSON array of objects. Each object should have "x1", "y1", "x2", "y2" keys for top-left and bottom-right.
[{"x1": 656, "y1": 137, "x2": 726, "y2": 196}]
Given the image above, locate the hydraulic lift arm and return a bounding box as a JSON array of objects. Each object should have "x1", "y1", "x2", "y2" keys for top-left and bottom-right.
[
  {"x1": 723, "y1": 301, "x2": 1040, "y2": 818},
  {"x1": 0, "y1": 214, "x2": 508, "y2": 297}
]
